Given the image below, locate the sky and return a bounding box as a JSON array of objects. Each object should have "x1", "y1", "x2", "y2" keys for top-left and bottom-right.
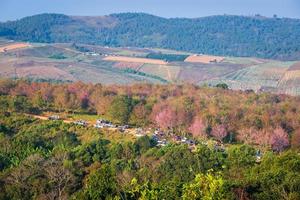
[{"x1": 0, "y1": 0, "x2": 300, "y2": 22}]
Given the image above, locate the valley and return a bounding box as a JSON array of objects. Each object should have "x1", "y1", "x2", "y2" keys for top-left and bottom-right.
[
  {"x1": 1, "y1": 2, "x2": 300, "y2": 199},
  {"x1": 0, "y1": 39, "x2": 299, "y2": 95}
]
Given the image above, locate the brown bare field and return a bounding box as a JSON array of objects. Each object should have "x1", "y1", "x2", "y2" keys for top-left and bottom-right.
[
  {"x1": 288, "y1": 62, "x2": 300, "y2": 71},
  {"x1": 184, "y1": 54, "x2": 224, "y2": 64},
  {"x1": 16, "y1": 66, "x2": 75, "y2": 80},
  {"x1": 281, "y1": 70, "x2": 300, "y2": 81},
  {"x1": 0, "y1": 43, "x2": 31, "y2": 53},
  {"x1": 113, "y1": 62, "x2": 143, "y2": 70},
  {"x1": 103, "y1": 56, "x2": 168, "y2": 65},
  {"x1": 262, "y1": 67, "x2": 287, "y2": 77}
]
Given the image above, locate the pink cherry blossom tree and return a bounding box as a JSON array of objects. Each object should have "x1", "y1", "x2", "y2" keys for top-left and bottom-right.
[
  {"x1": 79, "y1": 91, "x2": 89, "y2": 109},
  {"x1": 189, "y1": 117, "x2": 207, "y2": 139},
  {"x1": 155, "y1": 107, "x2": 177, "y2": 130},
  {"x1": 270, "y1": 127, "x2": 289, "y2": 152},
  {"x1": 211, "y1": 124, "x2": 228, "y2": 142}
]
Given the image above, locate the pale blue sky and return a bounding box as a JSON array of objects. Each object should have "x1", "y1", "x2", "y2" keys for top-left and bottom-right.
[{"x1": 0, "y1": 0, "x2": 299, "y2": 22}]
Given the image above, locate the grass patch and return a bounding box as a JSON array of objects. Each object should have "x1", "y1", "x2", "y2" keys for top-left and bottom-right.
[
  {"x1": 123, "y1": 68, "x2": 168, "y2": 83},
  {"x1": 48, "y1": 53, "x2": 67, "y2": 59},
  {"x1": 67, "y1": 113, "x2": 103, "y2": 123},
  {"x1": 146, "y1": 53, "x2": 188, "y2": 62}
]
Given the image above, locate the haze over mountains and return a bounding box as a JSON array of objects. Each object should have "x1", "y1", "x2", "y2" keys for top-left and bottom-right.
[{"x1": 1, "y1": 13, "x2": 300, "y2": 60}]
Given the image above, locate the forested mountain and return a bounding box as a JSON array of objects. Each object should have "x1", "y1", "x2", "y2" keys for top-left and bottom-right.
[
  {"x1": 1, "y1": 13, "x2": 300, "y2": 60},
  {"x1": 1, "y1": 80, "x2": 300, "y2": 199}
]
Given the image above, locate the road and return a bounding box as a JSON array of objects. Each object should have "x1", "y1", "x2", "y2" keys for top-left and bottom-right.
[{"x1": 27, "y1": 114, "x2": 73, "y2": 124}]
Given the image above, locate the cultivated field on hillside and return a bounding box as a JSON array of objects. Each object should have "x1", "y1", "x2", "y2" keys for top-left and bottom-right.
[
  {"x1": 0, "y1": 41, "x2": 299, "y2": 95},
  {"x1": 14, "y1": 45, "x2": 79, "y2": 59},
  {"x1": 139, "y1": 64, "x2": 181, "y2": 82},
  {"x1": 185, "y1": 54, "x2": 225, "y2": 64},
  {"x1": 204, "y1": 61, "x2": 299, "y2": 94},
  {"x1": 223, "y1": 57, "x2": 267, "y2": 65},
  {"x1": 0, "y1": 43, "x2": 31, "y2": 52},
  {"x1": 113, "y1": 62, "x2": 143, "y2": 70},
  {"x1": 16, "y1": 66, "x2": 75, "y2": 80},
  {"x1": 103, "y1": 56, "x2": 168, "y2": 65},
  {"x1": 288, "y1": 61, "x2": 300, "y2": 71},
  {"x1": 178, "y1": 63, "x2": 245, "y2": 83}
]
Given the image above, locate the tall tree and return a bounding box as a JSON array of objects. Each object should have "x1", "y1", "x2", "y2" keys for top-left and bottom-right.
[
  {"x1": 189, "y1": 117, "x2": 207, "y2": 139},
  {"x1": 182, "y1": 171, "x2": 227, "y2": 200},
  {"x1": 270, "y1": 127, "x2": 289, "y2": 152},
  {"x1": 108, "y1": 95, "x2": 134, "y2": 124},
  {"x1": 211, "y1": 124, "x2": 228, "y2": 142}
]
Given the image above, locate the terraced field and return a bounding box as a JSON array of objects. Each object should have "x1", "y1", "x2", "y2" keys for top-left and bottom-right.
[
  {"x1": 139, "y1": 64, "x2": 181, "y2": 82},
  {"x1": 277, "y1": 62, "x2": 300, "y2": 95},
  {"x1": 113, "y1": 62, "x2": 143, "y2": 70},
  {"x1": 0, "y1": 43, "x2": 168, "y2": 84},
  {"x1": 103, "y1": 56, "x2": 168, "y2": 65},
  {"x1": 0, "y1": 40, "x2": 299, "y2": 95},
  {"x1": 180, "y1": 63, "x2": 245, "y2": 83},
  {"x1": 203, "y1": 61, "x2": 299, "y2": 95}
]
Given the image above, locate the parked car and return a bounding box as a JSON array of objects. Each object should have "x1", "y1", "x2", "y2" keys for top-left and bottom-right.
[
  {"x1": 157, "y1": 139, "x2": 167, "y2": 147},
  {"x1": 94, "y1": 124, "x2": 104, "y2": 128},
  {"x1": 95, "y1": 119, "x2": 115, "y2": 128},
  {"x1": 74, "y1": 120, "x2": 88, "y2": 126},
  {"x1": 118, "y1": 125, "x2": 129, "y2": 132},
  {"x1": 48, "y1": 115, "x2": 60, "y2": 120}
]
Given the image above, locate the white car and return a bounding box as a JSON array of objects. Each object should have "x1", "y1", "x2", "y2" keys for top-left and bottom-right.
[
  {"x1": 94, "y1": 124, "x2": 104, "y2": 128},
  {"x1": 48, "y1": 115, "x2": 60, "y2": 120},
  {"x1": 74, "y1": 120, "x2": 88, "y2": 126}
]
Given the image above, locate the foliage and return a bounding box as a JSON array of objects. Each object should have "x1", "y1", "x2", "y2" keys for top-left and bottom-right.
[
  {"x1": 245, "y1": 151, "x2": 300, "y2": 199},
  {"x1": 83, "y1": 165, "x2": 117, "y2": 199},
  {"x1": 123, "y1": 68, "x2": 168, "y2": 83},
  {"x1": 211, "y1": 124, "x2": 228, "y2": 142},
  {"x1": 48, "y1": 53, "x2": 67, "y2": 59},
  {"x1": 0, "y1": 80, "x2": 300, "y2": 199},
  {"x1": 154, "y1": 107, "x2": 177, "y2": 130},
  {"x1": 108, "y1": 95, "x2": 135, "y2": 124},
  {"x1": 189, "y1": 117, "x2": 207, "y2": 139},
  {"x1": 146, "y1": 53, "x2": 188, "y2": 62},
  {"x1": 215, "y1": 83, "x2": 229, "y2": 90},
  {"x1": 182, "y1": 171, "x2": 227, "y2": 200},
  {"x1": 270, "y1": 127, "x2": 290, "y2": 152},
  {"x1": 1, "y1": 13, "x2": 300, "y2": 60}
]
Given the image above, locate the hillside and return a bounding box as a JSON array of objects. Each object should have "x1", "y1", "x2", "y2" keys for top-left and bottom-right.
[
  {"x1": 1, "y1": 13, "x2": 300, "y2": 60},
  {"x1": 0, "y1": 81, "x2": 300, "y2": 199},
  {"x1": 1, "y1": 40, "x2": 300, "y2": 95}
]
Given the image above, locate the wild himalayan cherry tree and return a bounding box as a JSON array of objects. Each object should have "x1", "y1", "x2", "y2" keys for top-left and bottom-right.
[
  {"x1": 189, "y1": 117, "x2": 207, "y2": 139},
  {"x1": 155, "y1": 107, "x2": 177, "y2": 130},
  {"x1": 79, "y1": 91, "x2": 89, "y2": 109},
  {"x1": 270, "y1": 127, "x2": 289, "y2": 152},
  {"x1": 237, "y1": 128, "x2": 268, "y2": 146},
  {"x1": 211, "y1": 124, "x2": 228, "y2": 142}
]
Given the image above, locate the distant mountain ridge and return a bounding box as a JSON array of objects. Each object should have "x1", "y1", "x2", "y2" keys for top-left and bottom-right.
[{"x1": 1, "y1": 13, "x2": 300, "y2": 60}]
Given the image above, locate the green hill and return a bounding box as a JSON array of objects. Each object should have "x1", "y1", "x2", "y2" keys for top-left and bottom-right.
[{"x1": 1, "y1": 13, "x2": 300, "y2": 60}]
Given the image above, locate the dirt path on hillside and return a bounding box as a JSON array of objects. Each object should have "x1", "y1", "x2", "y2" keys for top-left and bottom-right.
[
  {"x1": 27, "y1": 114, "x2": 73, "y2": 124},
  {"x1": 0, "y1": 43, "x2": 31, "y2": 53},
  {"x1": 165, "y1": 66, "x2": 172, "y2": 80},
  {"x1": 26, "y1": 113, "x2": 134, "y2": 132}
]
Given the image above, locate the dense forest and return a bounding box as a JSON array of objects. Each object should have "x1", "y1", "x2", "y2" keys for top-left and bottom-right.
[
  {"x1": 1, "y1": 13, "x2": 300, "y2": 60},
  {"x1": 0, "y1": 79, "x2": 300, "y2": 199}
]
